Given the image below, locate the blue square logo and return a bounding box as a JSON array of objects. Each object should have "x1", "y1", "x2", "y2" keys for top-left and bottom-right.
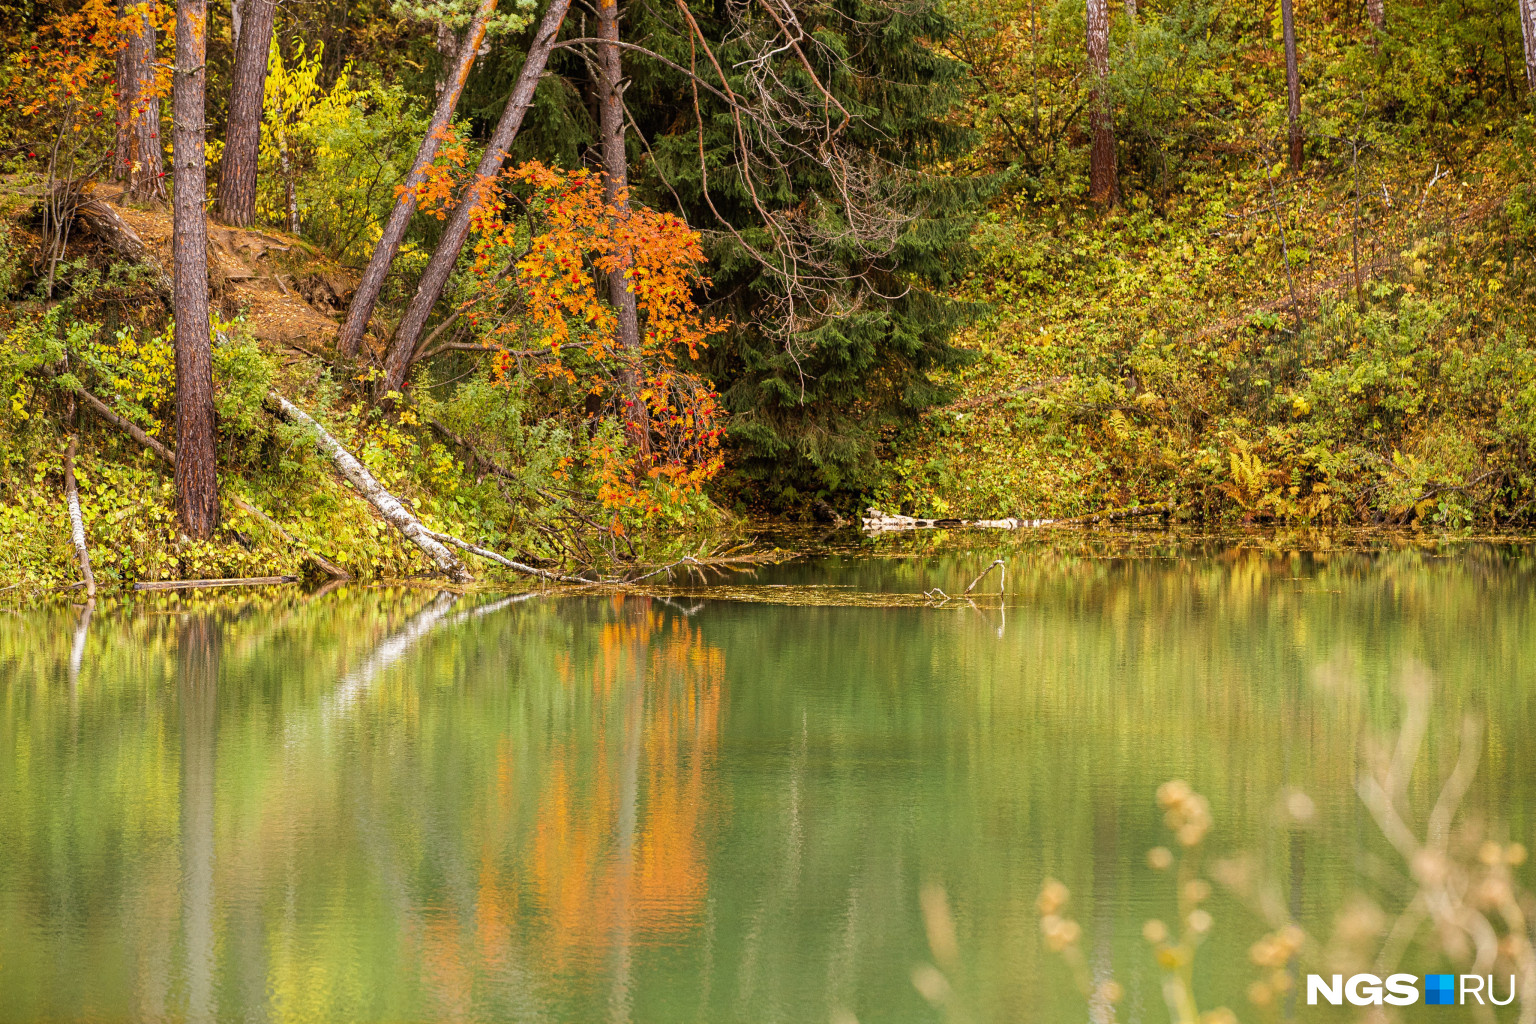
[{"x1": 1425, "y1": 974, "x2": 1456, "y2": 1006}]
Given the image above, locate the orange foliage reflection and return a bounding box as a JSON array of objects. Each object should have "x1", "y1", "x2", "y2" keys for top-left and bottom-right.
[{"x1": 429, "y1": 599, "x2": 723, "y2": 1013}]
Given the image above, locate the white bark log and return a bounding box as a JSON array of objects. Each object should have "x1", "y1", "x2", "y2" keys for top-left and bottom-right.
[
  {"x1": 861, "y1": 503, "x2": 1174, "y2": 532},
  {"x1": 422, "y1": 529, "x2": 594, "y2": 584},
  {"x1": 64, "y1": 436, "x2": 97, "y2": 598},
  {"x1": 269, "y1": 392, "x2": 472, "y2": 582}
]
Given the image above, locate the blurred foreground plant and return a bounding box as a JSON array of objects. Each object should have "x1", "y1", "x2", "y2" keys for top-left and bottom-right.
[{"x1": 1016, "y1": 662, "x2": 1536, "y2": 1023}]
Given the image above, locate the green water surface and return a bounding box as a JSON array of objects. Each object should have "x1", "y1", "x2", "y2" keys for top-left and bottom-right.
[{"x1": 2, "y1": 535, "x2": 1534, "y2": 1022}]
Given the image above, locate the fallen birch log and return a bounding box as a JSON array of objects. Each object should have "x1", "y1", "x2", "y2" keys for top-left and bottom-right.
[
  {"x1": 860, "y1": 508, "x2": 1051, "y2": 533},
  {"x1": 421, "y1": 529, "x2": 594, "y2": 585},
  {"x1": 62, "y1": 436, "x2": 97, "y2": 599},
  {"x1": 268, "y1": 393, "x2": 472, "y2": 583},
  {"x1": 861, "y1": 503, "x2": 1174, "y2": 533},
  {"x1": 62, "y1": 383, "x2": 349, "y2": 579}
]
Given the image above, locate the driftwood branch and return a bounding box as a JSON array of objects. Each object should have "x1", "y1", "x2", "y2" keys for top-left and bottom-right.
[
  {"x1": 860, "y1": 508, "x2": 1046, "y2": 533},
  {"x1": 62, "y1": 436, "x2": 97, "y2": 598},
  {"x1": 964, "y1": 559, "x2": 1005, "y2": 596},
  {"x1": 268, "y1": 392, "x2": 472, "y2": 583}
]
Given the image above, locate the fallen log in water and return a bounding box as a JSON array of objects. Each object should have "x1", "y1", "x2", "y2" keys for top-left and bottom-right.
[
  {"x1": 861, "y1": 503, "x2": 1174, "y2": 533},
  {"x1": 860, "y1": 509, "x2": 1053, "y2": 533}
]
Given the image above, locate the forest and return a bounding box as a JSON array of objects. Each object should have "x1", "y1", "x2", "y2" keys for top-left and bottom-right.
[{"x1": 1, "y1": 0, "x2": 1535, "y2": 587}]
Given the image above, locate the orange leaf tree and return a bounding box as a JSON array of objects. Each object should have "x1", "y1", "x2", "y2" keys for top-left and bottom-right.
[
  {"x1": 1, "y1": 0, "x2": 168, "y2": 160},
  {"x1": 415, "y1": 157, "x2": 728, "y2": 516}
]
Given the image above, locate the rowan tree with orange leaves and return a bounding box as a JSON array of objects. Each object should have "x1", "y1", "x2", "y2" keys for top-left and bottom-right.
[{"x1": 406, "y1": 153, "x2": 727, "y2": 514}]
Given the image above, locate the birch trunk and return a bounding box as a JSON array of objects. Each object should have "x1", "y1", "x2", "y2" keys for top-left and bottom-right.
[
  {"x1": 337, "y1": 0, "x2": 499, "y2": 359},
  {"x1": 172, "y1": 0, "x2": 222, "y2": 539},
  {"x1": 1085, "y1": 0, "x2": 1119, "y2": 204},
  {"x1": 268, "y1": 393, "x2": 472, "y2": 582},
  {"x1": 1367, "y1": 0, "x2": 1384, "y2": 30},
  {"x1": 63, "y1": 436, "x2": 97, "y2": 598},
  {"x1": 596, "y1": 0, "x2": 650, "y2": 453},
  {"x1": 376, "y1": 0, "x2": 573, "y2": 398},
  {"x1": 1520, "y1": 0, "x2": 1536, "y2": 92},
  {"x1": 215, "y1": 0, "x2": 278, "y2": 226},
  {"x1": 113, "y1": 0, "x2": 167, "y2": 202},
  {"x1": 1282, "y1": 0, "x2": 1303, "y2": 171}
]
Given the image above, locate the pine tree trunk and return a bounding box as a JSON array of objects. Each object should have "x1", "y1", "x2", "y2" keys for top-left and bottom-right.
[
  {"x1": 336, "y1": 0, "x2": 498, "y2": 359},
  {"x1": 596, "y1": 0, "x2": 650, "y2": 453},
  {"x1": 172, "y1": 0, "x2": 221, "y2": 540},
  {"x1": 1086, "y1": 0, "x2": 1119, "y2": 204},
  {"x1": 1520, "y1": 0, "x2": 1536, "y2": 92},
  {"x1": 113, "y1": 0, "x2": 167, "y2": 202},
  {"x1": 1366, "y1": 0, "x2": 1384, "y2": 30},
  {"x1": 1282, "y1": 0, "x2": 1303, "y2": 171},
  {"x1": 375, "y1": 0, "x2": 573, "y2": 399},
  {"x1": 215, "y1": 0, "x2": 278, "y2": 226},
  {"x1": 435, "y1": 22, "x2": 462, "y2": 98}
]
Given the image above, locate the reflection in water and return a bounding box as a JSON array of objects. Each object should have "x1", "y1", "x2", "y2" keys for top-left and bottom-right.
[
  {"x1": 2, "y1": 544, "x2": 1536, "y2": 1022},
  {"x1": 180, "y1": 614, "x2": 219, "y2": 1024}
]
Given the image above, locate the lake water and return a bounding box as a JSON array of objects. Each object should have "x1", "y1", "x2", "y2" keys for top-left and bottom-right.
[{"x1": 3, "y1": 534, "x2": 1535, "y2": 1022}]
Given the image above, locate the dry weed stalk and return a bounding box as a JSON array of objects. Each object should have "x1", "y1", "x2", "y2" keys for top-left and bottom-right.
[{"x1": 1016, "y1": 663, "x2": 1535, "y2": 1023}]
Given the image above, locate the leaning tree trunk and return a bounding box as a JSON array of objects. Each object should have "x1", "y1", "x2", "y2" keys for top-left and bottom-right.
[
  {"x1": 375, "y1": 0, "x2": 573, "y2": 399},
  {"x1": 336, "y1": 0, "x2": 499, "y2": 359},
  {"x1": 596, "y1": 0, "x2": 650, "y2": 453},
  {"x1": 1282, "y1": 0, "x2": 1303, "y2": 171},
  {"x1": 1520, "y1": 0, "x2": 1536, "y2": 92},
  {"x1": 268, "y1": 393, "x2": 472, "y2": 582},
  {"x1": 215, "y1": 0, "x2": 278, "y2": 226},
  {"x1": 173, "y1": 0, "x2": 221, "y2": 539},
  {"x1": 113, "y1": 0, "x2": 167, "y2": 202},
  {"x1": 1085, "y1": 0, "x2": 1119, "y2": 204}
]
